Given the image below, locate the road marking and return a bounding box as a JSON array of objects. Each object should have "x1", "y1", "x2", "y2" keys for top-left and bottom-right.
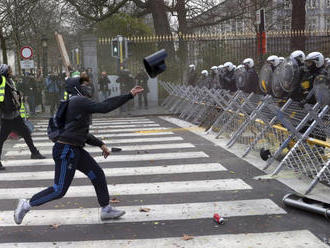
[
  {"x1": 13, "y1": 136, "x2": 184, "y2": 148},
  {"x1": 0, "y1": 231, "x2": 325, "y2": 248},
  {"x1": 6, "y1": 142, "x2": 195, "y2": 156},
  {"x1": 0, "y1": 199, "x2": 285, "y2": 226},
  {"x1": 3, "y1": 151, "x2": 209, "y2": 167},
  {"x1": 0, "y1": 163, "x2": 224, "y2": 181},
  {"x1": 32, "y1": 127, "x2": 170, "y2": 136},
  {"x1": 33, "y1": 120, "x2": 156, "y2": 127},
  {"x1": 35, "y1": 118, "x2": 151, "y2": 124},
  {"x1": 25, "y1": 132, "x2": 175, "y2": 142},
  {"x1": 34, "y1": 124, "x2": 160, "y2": 131},
  {"x1": 0, "y1": 179, "x2": 250, "y2": 199}
]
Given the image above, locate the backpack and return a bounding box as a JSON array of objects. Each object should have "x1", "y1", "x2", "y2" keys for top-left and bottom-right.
[{"x1": 47, "y1": 99, "x2": 71, "y2": 142}]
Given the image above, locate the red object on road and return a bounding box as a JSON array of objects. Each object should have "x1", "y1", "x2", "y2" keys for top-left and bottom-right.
[
  {"x1": 213, "y1": 213, "x2": 225, "y2": 224},
  {"x1": 8, "y1": 132, "x2": 19, "y2": 140}
]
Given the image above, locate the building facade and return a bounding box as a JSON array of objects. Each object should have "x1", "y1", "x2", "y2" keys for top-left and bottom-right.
[{"x1": 189, "y1": 0, "x2": 330, "y2": 34}]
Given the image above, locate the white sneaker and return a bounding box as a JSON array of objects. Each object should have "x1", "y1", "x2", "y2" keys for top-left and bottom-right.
[
  {"x1": 101, "y1": 205, "x2": 125, "y2": 221},
  {"x1": 14, "y1": 199, "x2": 30, "y2": 225}
]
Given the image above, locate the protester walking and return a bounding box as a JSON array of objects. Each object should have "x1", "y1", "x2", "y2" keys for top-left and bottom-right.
[{"x1": 0, "y1": 64, "x2": 45, "y2": 170}]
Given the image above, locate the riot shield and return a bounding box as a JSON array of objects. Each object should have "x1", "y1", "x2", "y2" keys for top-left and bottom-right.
[
  {"x1": 259, "y1": 63, "x2": 273, "y2": 94},
  {"x1": 313, "y1": 74, "x2": 330, "y2": 106},
  {"x1": 272, "y1": 58, "x2": 300, "y2": 99},
  {"x1": 235, "y1": 67, "x2": 248, "y2": 91}
]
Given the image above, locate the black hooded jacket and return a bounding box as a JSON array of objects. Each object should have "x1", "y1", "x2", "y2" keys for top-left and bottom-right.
[
  {"x1": 0, "y1": 65, "x2": 21, "y2": 118},
  {"x1": 58, "y1": 77, "x2": 134, "y2": 147}
]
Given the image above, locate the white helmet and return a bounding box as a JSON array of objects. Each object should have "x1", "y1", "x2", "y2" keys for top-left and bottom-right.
[
  {"x1": 210, "y1": 66, "x2": 218, "y2": 71},
  {"x1": 237, "y1": 64, "x2": 244, "y2": 70},
  {"x1": 218, "y1": 65, "x2": 224, "y2": 69},
  {"x1": 267, "y1": 55, "x2": 280, "y2": 67},
  {"x1": 224, "y1": 62, "x2": 234, "y2": 72},
  {"x1": 201, "y1": 70, "x2": 208, "y2": 76},
  {"x1": 189, "y1": 64, "x2": 195, "y2": 70},
  {"x1": 278, "y1": 57, "x2": 285, "y2": 63},
  {"x1": 305, "y1": 52, "x2": 325, "y2": 68},
  {"x1": 290, "y1": 50, "x2": 305, "y2": 64},
  {"x1": 243, "y1": 58, "x2": 254, "y2": 68}
]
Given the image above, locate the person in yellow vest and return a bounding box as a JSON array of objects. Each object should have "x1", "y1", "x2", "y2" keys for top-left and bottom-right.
[{"x1": 0, "y1": 64, "x2": 45, "y2": 170}]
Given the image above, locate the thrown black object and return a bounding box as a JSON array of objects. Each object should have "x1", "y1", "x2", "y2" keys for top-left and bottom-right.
[
  {"x1": 283, "y1": 193, "x2": 330, "y2": 219},
  {"x1": 111, "y1": 147, "x2": 122, "y2": 152},
  {"x1": 260, "y1": 148, "x2": 271, "y2": 161},
  {"x1": 143, "y1": 49, "x2": 168, "y2": 78}
]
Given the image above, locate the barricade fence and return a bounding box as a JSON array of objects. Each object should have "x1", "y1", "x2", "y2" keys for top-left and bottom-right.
[{"x1": 160, "y1": 81, "x2": 330, "y2": 195}]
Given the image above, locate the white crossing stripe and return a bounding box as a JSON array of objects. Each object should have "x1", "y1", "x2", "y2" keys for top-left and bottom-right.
[
  {"x1": 0, "y1": 231, "x2": 325, "y2": 248},
  {"x1": 30, "y1": 131, "x2": 175, "y2": 142},
  {"x1": 34, "y1": 124, "x2": 160, "y2": 131},
  {"x1": 3, "y1": 151, "x2": 209, "y2": 167},
  {"x1": 14, "y1": 136, "x2": 184, "y2": 148},
  {"x1": 0, "y1": 199, "x2": 285, "y2": 226},
  {"x1": 32, "y1": 127, "x2": 170, "y2": 136},
  {"x1": 0, "y1": 163, "x2": 224, "y2": 181},
  {"x1": 6, "y1": 143, "x2": 195, "y2": 156},
  {"x1": 35, "y1": 118, "x2": 151, "y2": 124},
  {"x1": 0, "y1": 179, "x2": 250, "y2": 199},
  {"x1": 33, "y1": 120, "x2": 157, "y2": 127}
]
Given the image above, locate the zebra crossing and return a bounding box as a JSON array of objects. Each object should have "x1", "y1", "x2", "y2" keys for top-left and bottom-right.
[{"x1": 0, "y1": 116, "x2": 328, "y2": 247}]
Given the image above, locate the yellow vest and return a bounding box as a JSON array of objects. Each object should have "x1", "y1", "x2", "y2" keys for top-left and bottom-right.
[
  {"x1": 0, "y1": 77, "x2": 27, "y2": 118},
  {"x1": 0, "y1": 76, "x2": 6, "y2": 102}
]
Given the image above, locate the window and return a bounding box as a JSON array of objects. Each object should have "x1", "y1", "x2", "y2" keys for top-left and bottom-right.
[
  {"x1": 327, "y1": 0, "x2": 330, "y2": 8},
  {"x1": 326, "y1": 17, "x2": 330, "y2": 31},
  {"x1": 308, "y1": 18, "x2": 317, "y2": 30},
  {"x1": 307, "y1": 0, "x2": 317, "y2": 9},
  {"x1": 284, "y1": 0, "x2": 291, "y2": 9},
  {"x1": 236, "y1": 21, "x2": 244, "y2": 33}
]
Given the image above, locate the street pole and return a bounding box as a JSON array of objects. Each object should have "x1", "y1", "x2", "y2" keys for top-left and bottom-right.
[{"x1": 41, "y1": 35, "x2": 48, "y2": 78}]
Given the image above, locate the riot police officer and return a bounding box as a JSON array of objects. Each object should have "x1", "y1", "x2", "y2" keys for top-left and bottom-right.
[
  {"x1": 288, "y1": 50, "x2": 306, "y2": 101},
  {"x1": 242, "y1": 58, "x2": 259, "y2": 94},
  {"x1": 210, "y1": 66, "x2": 219, "y2": 89},
  {"x1": 187, "y1": 64, "x2": 198, "y2": 86},
  {"x1": 222, "y1": 62, "x2": 237, "y2": 92},
  {"x1": 197, "y1": 70, "x2": 210, "y2": 88},
  {"x1": 301, "y1": 52, "x2": 328, "y2": 104}
]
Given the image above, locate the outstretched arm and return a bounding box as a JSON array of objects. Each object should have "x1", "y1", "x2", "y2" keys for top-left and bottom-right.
[{"x1": 83, "y1": 86, "x2": 144, "y2": 114}]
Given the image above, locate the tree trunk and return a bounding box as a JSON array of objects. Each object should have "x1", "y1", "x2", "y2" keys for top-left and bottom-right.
[
  {"x1": 147, "y1": 0, "x2": 175, "y2": 55},
  {"x1": 0, "y1": 27, "x2": 8, "y2": 64},
  {"x1": 176, "y1": 0, "x2": 188, "y2": 83},
  {"x1": 291, "y1": 0, "x2": 306, "y2": 50}
]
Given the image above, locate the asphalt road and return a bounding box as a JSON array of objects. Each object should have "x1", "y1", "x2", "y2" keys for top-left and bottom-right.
[{"x1": 0, "y1": 116, "x2": 329, "y2": 247}]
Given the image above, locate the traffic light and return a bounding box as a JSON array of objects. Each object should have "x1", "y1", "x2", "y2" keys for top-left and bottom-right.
[{"x1": 111, "y1": 39, "x2": 119, "y2": 58}]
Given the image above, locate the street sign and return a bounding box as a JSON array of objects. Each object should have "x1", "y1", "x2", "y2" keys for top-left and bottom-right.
[
  {"x1": 21, "y1": 46, "x2": 33, "y2": 59},
  {"x1": 20, "y1": 60, "x2": 34, "y2": 69},
  {"x1": 256, "y1": 8, "x2": 265, "y2": 26}
]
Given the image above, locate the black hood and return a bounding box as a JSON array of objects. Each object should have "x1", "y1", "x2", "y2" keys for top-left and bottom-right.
[{"x1": 65, "y1": 77, "x2": 82, "y2": 95}]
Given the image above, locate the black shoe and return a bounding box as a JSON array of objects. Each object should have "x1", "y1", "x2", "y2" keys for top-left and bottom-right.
[
  {"x1": 31, "y1": 151, "x2": 46, "y2": 159},
  {"x1": 0, "y1": 162, "x2": 5, "y2": 170}
]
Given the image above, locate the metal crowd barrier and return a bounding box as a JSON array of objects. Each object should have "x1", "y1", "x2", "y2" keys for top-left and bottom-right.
[{"x1": 160, "y1": 81, "x2": 330, "y2": 195}]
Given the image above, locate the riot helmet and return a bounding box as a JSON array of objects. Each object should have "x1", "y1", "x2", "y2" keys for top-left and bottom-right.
[
  {"x1": 223, "y1": 62, "x2": 234, "y2": 72},
  {"x1": 279, "y1": 57, "x2": 285, "y2": 63},
  {"x1": 201, "y1": 70, "x2": 208, "y2": 77},
  {"x1": 305, "y1": 52, "x2": 324, "y2": 70},
  {"x1": 189, "y1": 64, "x2": 196, "y2": 71},
  {"x1": 243, "y1": 58, "x2": 254, "y2": 69},
  {"x1": 266, "y1": 55, "x2": 280, "y2": 67},
  {"x1": 290, "y1": 50, "x2": 305, "y2": 65}
]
